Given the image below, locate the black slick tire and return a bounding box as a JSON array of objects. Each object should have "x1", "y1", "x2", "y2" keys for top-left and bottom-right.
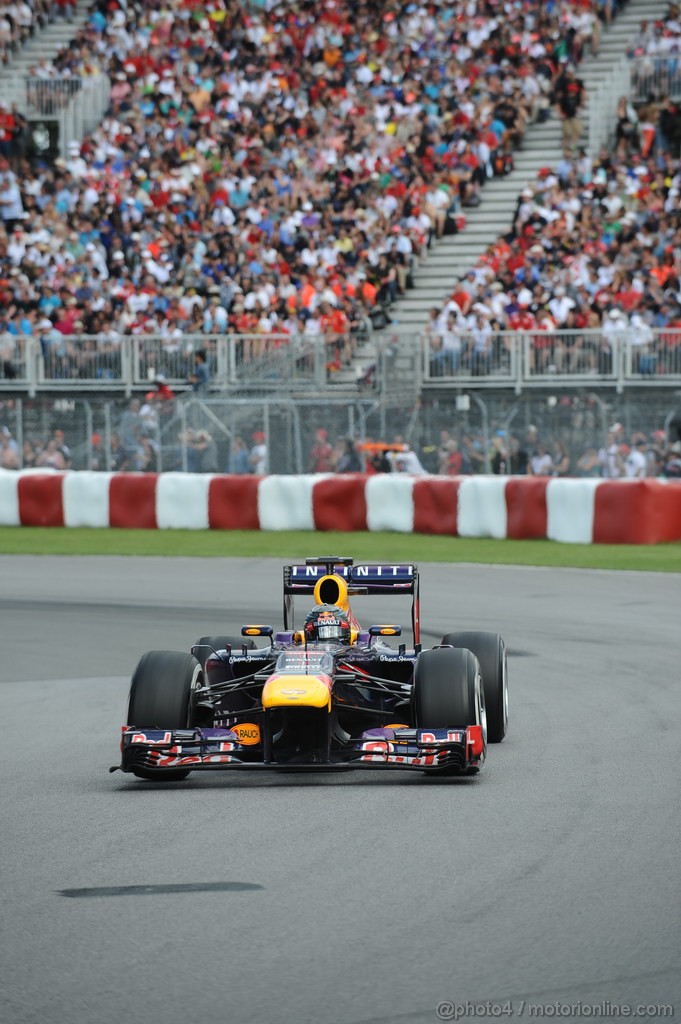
[
  {"x1": 442, "y1": 631, "x2": 508, "y2": 743},
  {"x1": 413, "y1": 647, "x2": 485, "y2": 775},
  {"x1": 127, "y1": 650, "x2": 202, "y2": 781},
  {"x1": 413, "y1": 646, "x2": 483, "y2": 730},
  {"x1": 192, "y1": 635, "x2": 255, "y2": 670}
]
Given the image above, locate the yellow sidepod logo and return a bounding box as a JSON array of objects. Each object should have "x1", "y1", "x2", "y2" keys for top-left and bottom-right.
[{"x1": 231, "y1": 723, "x2": 261, "y2": 745}]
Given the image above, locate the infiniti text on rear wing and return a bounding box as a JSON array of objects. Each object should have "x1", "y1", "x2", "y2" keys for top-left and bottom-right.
[
  {"x1": 284, "y1": 563, "x2": 417, "y2": 595},
  {"x1": 283, "y1": 563, "x2": 420, "y2": 644}
]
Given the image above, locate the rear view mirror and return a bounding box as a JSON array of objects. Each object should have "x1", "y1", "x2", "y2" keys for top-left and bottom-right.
[
  {"x1": 241, "y1": 625, "x2": 274, "y2": 637},
  {"x1": 369, "y1": 625, "x2": 402, "y2": 637}
]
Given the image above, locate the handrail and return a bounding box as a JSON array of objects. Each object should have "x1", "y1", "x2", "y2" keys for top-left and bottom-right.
[{"x1": 1, "y1": 329, "x2": 679, "y2": 395}]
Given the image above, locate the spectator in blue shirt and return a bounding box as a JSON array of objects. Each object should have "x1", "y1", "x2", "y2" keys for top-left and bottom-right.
[
  {"x1": 189, "y1": 349, "x2": 209, "y2": 393},
  {"x1": 227, "y1": 436, "x2": 251, "y2": 475}
]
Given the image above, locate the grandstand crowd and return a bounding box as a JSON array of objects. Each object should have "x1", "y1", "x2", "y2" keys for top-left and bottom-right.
[
  {"x1": 424, "y1": 128, "x2": 681, "y2": 380},
  {"x1": 0, "y1": 0, "x2": 678, "y2": 397},
  {"x1": 3, "y1": 0, "x2": 672, "y2": 382}
]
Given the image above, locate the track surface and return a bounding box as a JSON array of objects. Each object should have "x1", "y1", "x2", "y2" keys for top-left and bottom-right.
[{"x1": 1, "y1": 556, "x2": 680, "y2": 1024}]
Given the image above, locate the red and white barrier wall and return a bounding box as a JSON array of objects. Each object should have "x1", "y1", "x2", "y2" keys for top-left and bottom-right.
[{"x1": 0, "y1": 470, "x2": 680, "y2": 544}]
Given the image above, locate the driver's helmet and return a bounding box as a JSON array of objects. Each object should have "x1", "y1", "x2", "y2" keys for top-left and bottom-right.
[{"x1": 304, "y1": 604, "x2": 352, "y2": 644}]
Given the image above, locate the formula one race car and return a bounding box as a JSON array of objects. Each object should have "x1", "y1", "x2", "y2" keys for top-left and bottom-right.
[{"x1": 112, "y1": 557, "x2": 508, "y2": 781}]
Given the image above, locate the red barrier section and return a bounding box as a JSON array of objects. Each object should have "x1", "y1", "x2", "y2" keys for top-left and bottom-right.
[
  {"x1": 594, "y1": 480, "x2": 681, "y2": 544},
  {"x1": 652, "y1": 482, "x2": 681, "y2": 543},
  {"x1": 109, "y1": 473, "x2": 158, "y2": 529},
  {"x1": 506, "y1": 477, "x2": 549, "y2": 540},
  {"x1": 312, "y1": 475, "x2": 368, "y2": 532},
  {"x1": 18, "y1": 473, "x2": 64, "y2": 526},
  {"x1": 208, "y1": 476, "x2": 260, "y2": 530},
  {"x1": 413, "y1": 477, "x2": 460, "y2": 535}
]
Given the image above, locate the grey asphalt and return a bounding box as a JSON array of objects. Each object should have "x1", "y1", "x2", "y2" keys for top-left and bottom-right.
[{"x1": 1, "y1": 556, "x2": 680, "y2": 1024}]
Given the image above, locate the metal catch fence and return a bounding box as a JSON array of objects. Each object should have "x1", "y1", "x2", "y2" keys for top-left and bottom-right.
[{"x1": 2, "y1": 392, "x2": 679, "y2": 478}]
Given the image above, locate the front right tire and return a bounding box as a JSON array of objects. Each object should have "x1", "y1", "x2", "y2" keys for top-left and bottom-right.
[{"x1": 127, "y1": 650, "x2": 202, "y2": 781}]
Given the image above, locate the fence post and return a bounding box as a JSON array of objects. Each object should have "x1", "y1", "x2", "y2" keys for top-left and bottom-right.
[
  {"x1": 314, "y1": 338, "x2": 326, "y2": 390},
  {"x1": 25, "y1": 337, "x2": 36, "y2": 398},
  {"x1": 104, "y1": 402, "x2": 113, "y2": 472},
  {"x1": 291, "y1": 403, "x2": 303, "y2": 475},
  {"x1": 82, "y1": 400, "x2": 94, "y2": 469},
  {"x1": 511, "y1": 334, "x2": 520, "y2": 396},
  {"x1": 470, "y1": 392, "x2": 491, "y2": 473},
  {"x1": 121, "y1": 338, "x2": 132, "y2": 398},
  {"x1": 216, "y1": 337, "x2": 228, "y2": 387},
  {"x1": 15, "y1": 396, "x2": 23, "y2": 469},
  {"x1": 263, "y1": 403, "x2": 271, "y2": 474},
  {"x1": 616, "y1": 335, "x2": 624, "y2": 395},
  {"x1": 179, "y1": 401, "x2": 189, "y2": 473}
]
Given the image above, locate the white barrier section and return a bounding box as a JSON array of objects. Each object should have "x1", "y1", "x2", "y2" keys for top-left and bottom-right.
[
  {"x1": 458, "y1": 476, "x2": 508, "y2": 538},
  {"x1": 258, "y1": 475, "x2": 321, "y2": 531},
  {"x1": 547, "y1": 478, "x2": 600, "y2": 544},
  {"x1": 156, "y1": 473, "x2": 213, "y2": 530},
  {"x1": 0, "y1": 469, "x2": 20, "y2": 526},
  {"x1": 365, "y1": 475, "x2": 414, "y2": 533},
  {"x1": 63, "y1": 472, "x2": 113, "y2": 528}
]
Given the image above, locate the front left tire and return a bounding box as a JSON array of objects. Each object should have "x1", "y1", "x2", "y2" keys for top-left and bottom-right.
[
  {"x1": 413, "y1": 646, "x2": 483, "y2": 732},
  {"x1": 413, "y1": 647, "x2": 486, "y2": 775}
]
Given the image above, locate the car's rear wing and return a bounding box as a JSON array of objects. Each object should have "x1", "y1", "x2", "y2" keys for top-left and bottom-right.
[{"x1": 282, "y1": 559, "x2": 420, "y2": 644}]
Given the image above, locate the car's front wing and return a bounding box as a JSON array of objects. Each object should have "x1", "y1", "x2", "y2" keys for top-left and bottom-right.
[{"x1": 112, "y1": 726, "x2": 485, "y2": 776}]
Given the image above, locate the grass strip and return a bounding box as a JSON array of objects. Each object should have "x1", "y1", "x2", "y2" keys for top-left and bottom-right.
[{"x1": 0, "y1": 527, "x2": 679, "y2": 572}]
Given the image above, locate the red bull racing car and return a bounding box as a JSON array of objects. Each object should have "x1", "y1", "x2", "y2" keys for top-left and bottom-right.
[{"x1": 112, "y1": 557, "x2": 509, "y2": 781}]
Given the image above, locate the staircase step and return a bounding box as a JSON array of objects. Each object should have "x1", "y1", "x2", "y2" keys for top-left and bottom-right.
[{"x1": 0, "y1": 2, "x2": 89, "y2": 75}]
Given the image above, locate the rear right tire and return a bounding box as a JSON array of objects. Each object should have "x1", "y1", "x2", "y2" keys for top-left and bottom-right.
[{"x1": 192, "y1": 635, "x2": 255, "y2": 670}]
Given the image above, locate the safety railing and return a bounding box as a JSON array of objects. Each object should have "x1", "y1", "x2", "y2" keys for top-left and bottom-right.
[
  {"x1": 587, "y1": 56, "x2": 633, "y2": 158},
  {"x1": 421, "y1": 329, "x2": 681, "y2": 392},
  {"x1": 424, "y1": 329, "x2": 519, "y2": 384},
  {"x1": 2, "y1": 330, "x2": 681, "y2": 396},
  {"x1": 629, "y1": 55, "x2": 681, "y2": 102},
  {"x1": 623, "y1": 330, "x2": 681, "y2": 380},
  {"x1": 24, "y1": 75, "x2": 111, "y2": 154},
  {"x1": 129, "y1": 334, "x2": 349, "y2": 390},
  {"x1": 0, "y1": 335, "x2": 31, "y2": 386}
]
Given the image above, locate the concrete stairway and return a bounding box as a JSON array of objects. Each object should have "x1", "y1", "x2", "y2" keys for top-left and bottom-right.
[
  {"x1": 0, "y1": 3, "x2": 91, "y2": 109},
  {"x1": 371, "y1": 0, "x2": 669, "y2": 335}
]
